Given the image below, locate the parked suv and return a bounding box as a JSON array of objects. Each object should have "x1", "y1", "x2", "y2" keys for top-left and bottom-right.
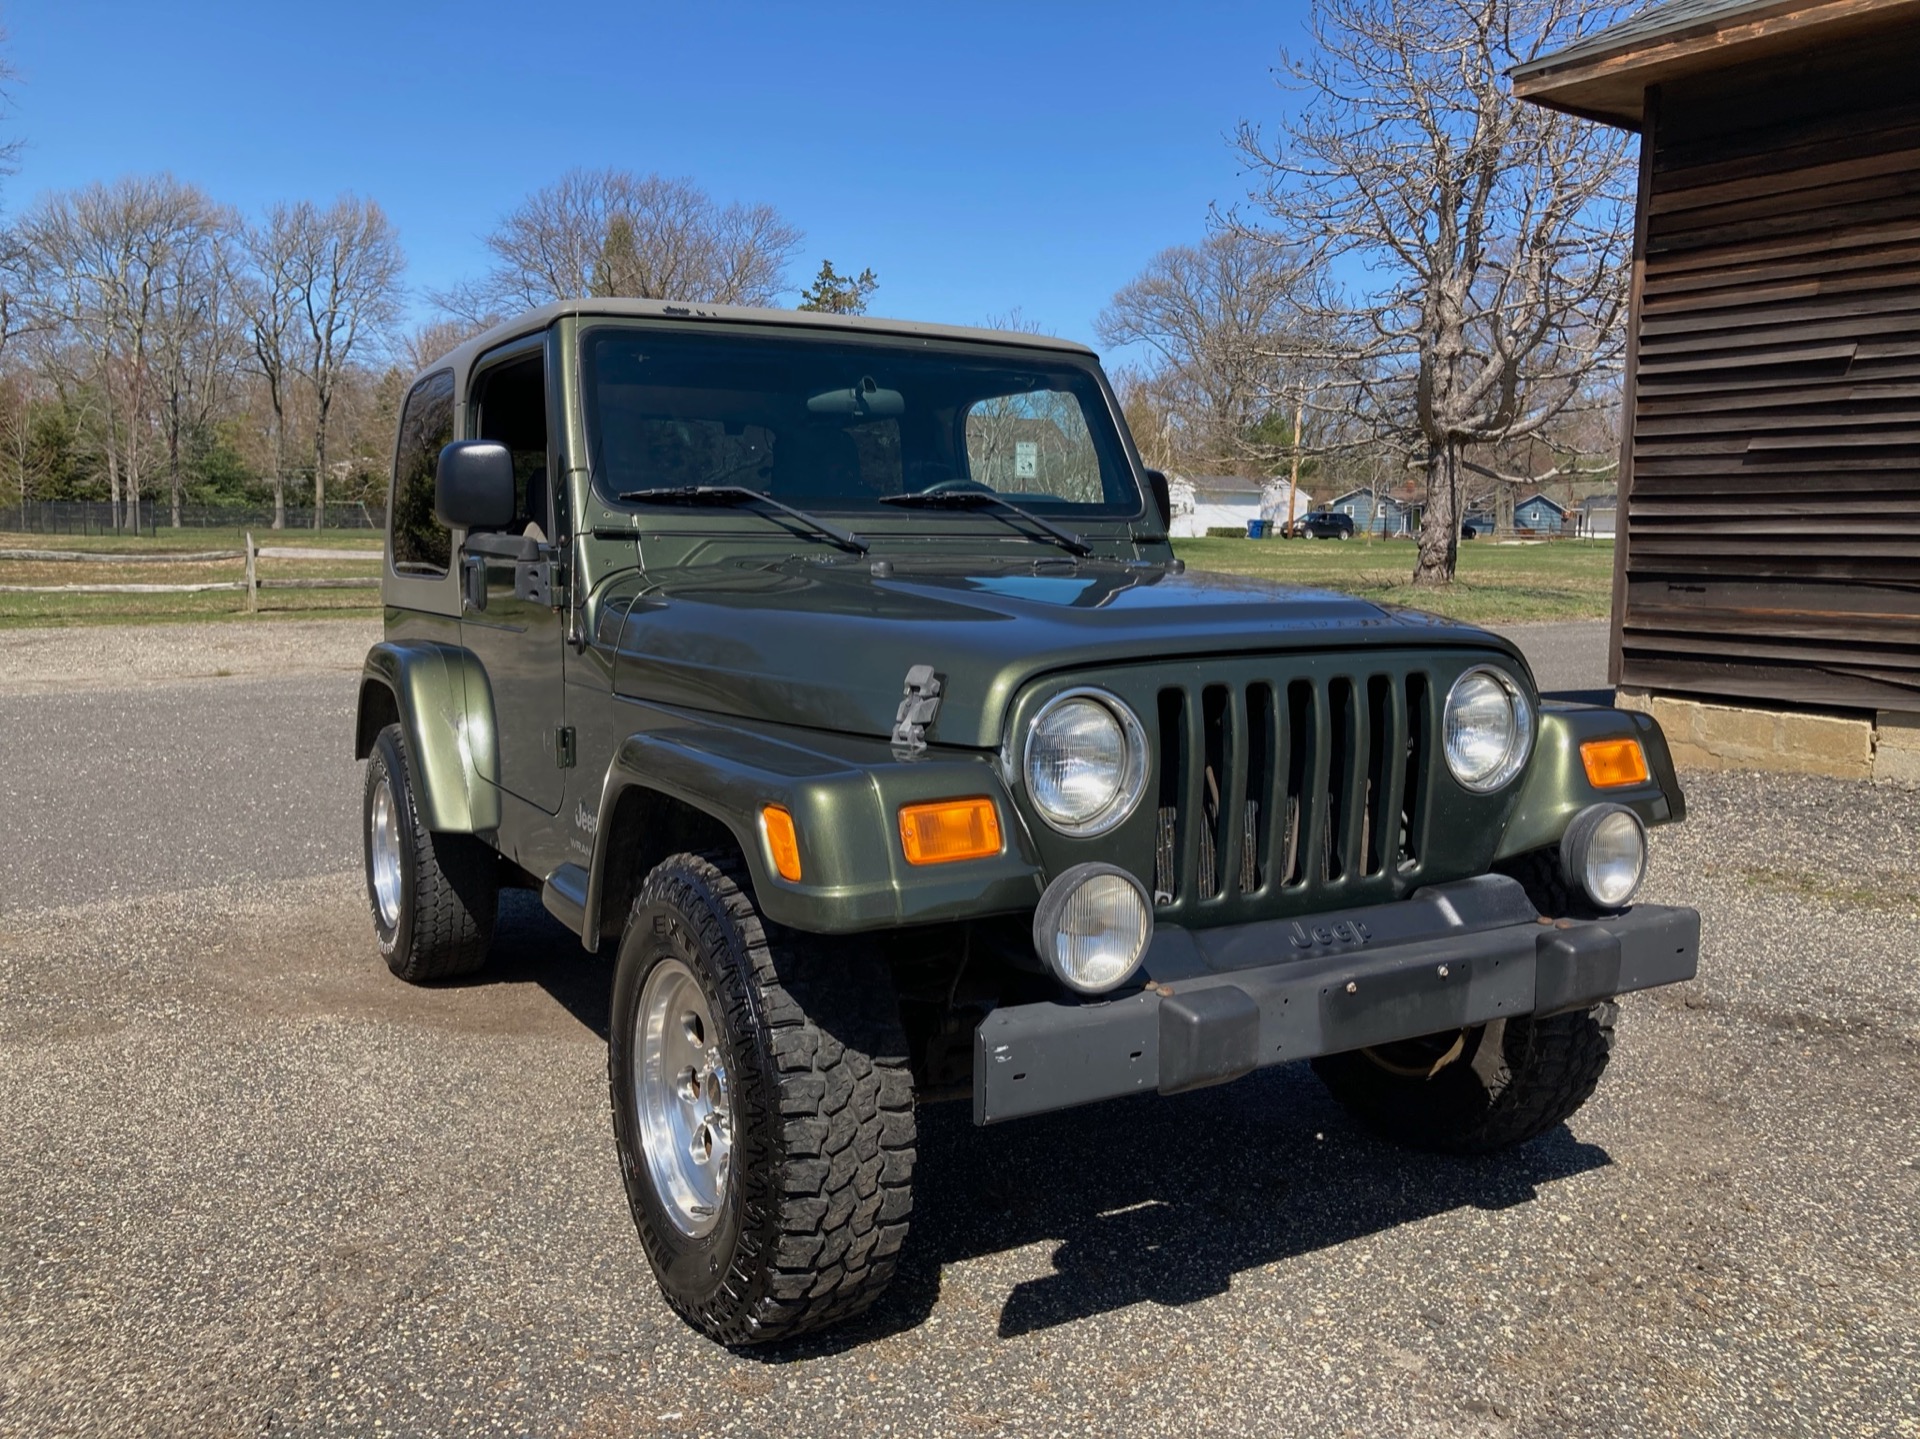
[
  {"x1": 356, "y1": 300, "x2": 1698, "y2": 1345},
  {"x1": 1292, "y1": 509, "x2": 1356, "y2": 539}
]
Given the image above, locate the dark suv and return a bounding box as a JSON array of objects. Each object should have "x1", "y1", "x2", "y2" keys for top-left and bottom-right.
[{"x1": 1292, "y1": 509, "x2": 1356, "y2": 539}]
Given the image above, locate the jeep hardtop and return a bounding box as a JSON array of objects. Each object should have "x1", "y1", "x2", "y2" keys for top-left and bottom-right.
[{"x1": 355, "y1": 298, "x2": 1699, "y2": 1345}]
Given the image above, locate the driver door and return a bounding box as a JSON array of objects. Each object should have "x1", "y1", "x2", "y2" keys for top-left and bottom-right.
[{"x1": 459, "y1": 336, "x2": 568, "y2": 815}]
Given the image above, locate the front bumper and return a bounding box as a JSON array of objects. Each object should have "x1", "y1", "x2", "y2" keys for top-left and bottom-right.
[{"x1": 972, "y1": 875, "x2": 1700, "y2": 1124}]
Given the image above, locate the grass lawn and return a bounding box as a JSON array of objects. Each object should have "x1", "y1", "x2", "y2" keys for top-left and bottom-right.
[
  {"x1": 0, "y1": 529, "x2": 382, "y2": 628},
  {"x1": 1, "y1": 529, "x2": 1614, "y2": 629},
  {"x1": 1173, "y1": 536, "x2": 1616, "y2": 624},
  {"x1": 0, "y1": 527, "x2": 381, "y2": 553}
]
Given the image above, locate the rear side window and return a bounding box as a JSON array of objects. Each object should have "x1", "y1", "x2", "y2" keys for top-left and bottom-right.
[{"x1": 390, "y1": 370, "x2": 455, "y2": 576}]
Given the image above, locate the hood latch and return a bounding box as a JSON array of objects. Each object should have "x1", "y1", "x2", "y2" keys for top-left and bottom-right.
[{"x1": 892, "y1": 664, "x2": 944, "y2": 755}]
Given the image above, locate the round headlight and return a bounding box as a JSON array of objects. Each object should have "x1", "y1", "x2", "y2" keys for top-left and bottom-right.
[
  {"x1": 1023, "y1": 689, "x2": 1148, "y2": 836},
  {"x1": 1443, "y1": 666, "x2": 1534, "y2": 792},
  {"x1": 1560, "y1": 803, "x2": 1647, "y2": 911},
  {"x1": 1032, "y1": 863, "x2": 1154, "y2": 994}
]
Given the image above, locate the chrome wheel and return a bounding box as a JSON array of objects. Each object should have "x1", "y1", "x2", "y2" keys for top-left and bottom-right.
[
  {"x1": 635, "y1": 957, "x2": 733, "y2": 1238},
  {"x1": 369, "y1": 775, "x2": 403, "y2": 929}
]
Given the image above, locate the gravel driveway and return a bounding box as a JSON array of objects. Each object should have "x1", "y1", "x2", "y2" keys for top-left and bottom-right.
[{"x1": 1, "y1": 619, "x2": 1915, "y2": 1439}]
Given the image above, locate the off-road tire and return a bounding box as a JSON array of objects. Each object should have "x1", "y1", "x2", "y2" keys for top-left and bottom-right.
[
  {"x1": 1312, "y1": 1002, "x2": 1618, "y2": 1154},
  {"x1": 362, "y1": 724, "x2": 498, "y2": 982},
  {"x1": 609, "y1": 850, "x2": 916, "y2": 1346}
]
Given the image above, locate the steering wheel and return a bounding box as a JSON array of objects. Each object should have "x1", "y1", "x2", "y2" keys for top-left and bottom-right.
[{"x1": 919, "y1": 478, "x2": 997, "y2": 496}]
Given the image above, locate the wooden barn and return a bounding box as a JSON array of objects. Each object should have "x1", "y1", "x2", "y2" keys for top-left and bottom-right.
[{"x1": 1515, "y1": 0, "x2": 1920, "y2": 783}]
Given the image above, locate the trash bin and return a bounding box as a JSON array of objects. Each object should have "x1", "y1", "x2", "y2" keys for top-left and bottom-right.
[{"x1": 1247, "y1": 519, "x2": 1268, "y2": 539}]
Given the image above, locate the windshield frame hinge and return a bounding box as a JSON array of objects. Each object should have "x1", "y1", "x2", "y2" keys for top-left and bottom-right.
[{"x1": 891, "y1": 664, "x2": 944, "y2": 756}]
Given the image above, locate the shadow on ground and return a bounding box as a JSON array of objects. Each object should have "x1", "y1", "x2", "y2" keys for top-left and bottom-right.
[{"x1": 470, "y1": 891, "x2": 1610, "y2": 1353}]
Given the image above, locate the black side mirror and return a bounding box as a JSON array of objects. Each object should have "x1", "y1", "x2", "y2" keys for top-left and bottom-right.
[
  {"x1": 1144, "y1": 468, "x2": 1172, "y2": 533},
  {"x1": 435, "y1": 440, "x2": 516, "y2": 531}
]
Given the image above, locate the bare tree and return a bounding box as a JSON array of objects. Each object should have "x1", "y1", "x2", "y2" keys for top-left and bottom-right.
[
  {"x1": 17, "y1": 176, "x2": 216, "y2": 529},
  {"x1": 438, "y1": 169, "x2": 802, "y2": 321},
  {"x1": 290, "y1": 196, "x2": 402, "y2": 528},
  {"x1": 1235, "y1": 0, "x2": 1635, "y2": 584},
  {"x1": 151, "y1": 207, "x2": 241, "y2": 525},
  {"x1": 240, "y1": 205, "x2": 303, "y2": 529},
  {"x1": 399, "y1": 316, "x2": 489, "y2": 374},
  {"x1": 1096, "y1": 230, "x2": 1318, "y2": 474}
]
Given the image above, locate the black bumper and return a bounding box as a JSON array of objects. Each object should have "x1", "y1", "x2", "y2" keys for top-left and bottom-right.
[{"x1": 973, "y1": 875, "x2": 1700, "y2": 1124}]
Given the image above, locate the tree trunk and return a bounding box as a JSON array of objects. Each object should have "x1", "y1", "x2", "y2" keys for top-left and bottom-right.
[
  {"x1": 167, "y1": 413, "x2": 182, "y2": 528},
  {"x1": 1412, "y1": 442, "x2": 1461, "y2": 586},
  {"x1": 270, "y1": 404, "x2": 286, "y2": 530},
  {"x1": 312, "y1": 403, "x2": 328, "y2": 532}
]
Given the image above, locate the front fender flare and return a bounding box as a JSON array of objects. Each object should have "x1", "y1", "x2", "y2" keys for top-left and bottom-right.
[
  {"x1": 582, "y1": 722, "x2": 1042, "y2": 942},
  {"x1": 1495, "y1": 706, "x2": 1684, "y2": 861},
  {"x1": 356, "y1": 642, "x2": 501, "y2": 834}
]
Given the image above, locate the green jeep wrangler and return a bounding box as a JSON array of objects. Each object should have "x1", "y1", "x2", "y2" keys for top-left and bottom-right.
[{"x1": 355, "y1": 299, "x2": 1699, "y2": 1346}]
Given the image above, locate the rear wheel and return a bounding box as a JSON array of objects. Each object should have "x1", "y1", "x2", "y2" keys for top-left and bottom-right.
[
  {"x1": 1312, "y1": 1003, "x2": 1617, "y2": 1154},
  {"x1": 362, "y1": 724, "x2": 497, "y2": 982},
  {"x1": 609, "y1": 851, "x2": 916, "y2": 1345}
]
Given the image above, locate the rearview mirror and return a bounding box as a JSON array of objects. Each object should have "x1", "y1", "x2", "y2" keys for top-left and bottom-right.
[
  {"x1": 807, "y1": 377, "x2": 905, "y2": 417},
  {"x1": 435, "y1": 440, "x2": 516, "y2": 531}
]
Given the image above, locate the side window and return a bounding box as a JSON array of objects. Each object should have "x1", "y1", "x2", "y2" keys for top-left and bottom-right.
[
  {"x1": 472, "y1": 351, "x2": 552, "y2": 537},
  {"x1": 964, "y1": 390, "x2": 1105, "y2": 504},
  {"x1": 390, "y1": 370, "x2": 455, "y2": 576}
]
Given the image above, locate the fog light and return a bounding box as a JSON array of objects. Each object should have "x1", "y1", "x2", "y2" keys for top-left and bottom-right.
[
  {"x1": 1560, "y1": 803, "x2": 1647, "y2": 911},
  {"x1": 1031, "y1": 863, "x2": 1154, "y2": 994}
]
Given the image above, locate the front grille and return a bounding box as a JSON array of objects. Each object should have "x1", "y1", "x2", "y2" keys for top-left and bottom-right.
[{"x1": 1150, "y1": 670, "x2": 1435, "y2": 919}]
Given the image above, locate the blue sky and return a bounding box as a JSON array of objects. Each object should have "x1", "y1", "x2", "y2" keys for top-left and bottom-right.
[{"x1": 3, "y1": 0, "x2": 1313, "y2": 359}]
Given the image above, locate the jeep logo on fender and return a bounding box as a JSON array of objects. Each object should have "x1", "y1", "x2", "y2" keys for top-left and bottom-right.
[{"x1": 1288, "y1": 919, "x2": 1372, "y2": 950}]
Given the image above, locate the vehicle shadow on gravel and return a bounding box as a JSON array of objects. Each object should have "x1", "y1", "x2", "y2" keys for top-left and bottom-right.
[
  {"x1": 475, "y1": 894, "x2": 1610, "y2": 1357},
  {"x1": 761, "y1": 1065, "x2": 1609, "y2": 1359}
]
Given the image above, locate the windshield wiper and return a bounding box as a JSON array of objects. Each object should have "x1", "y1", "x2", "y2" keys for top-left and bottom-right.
[
  {"x1": 879, "y1": 490, "x2": 1093, "y2": 556},
  {"x1": 615, "y1": 485, "x2": 869, "y2": 555}
]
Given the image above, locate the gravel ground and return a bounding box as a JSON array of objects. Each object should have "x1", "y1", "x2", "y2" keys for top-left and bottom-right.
[
  {"x1": 0, "y1": 618, "x2": 376, "y2": 697},
  {"x1": 1, "y1": 621, "x2": 1916, "y2": 1439}
]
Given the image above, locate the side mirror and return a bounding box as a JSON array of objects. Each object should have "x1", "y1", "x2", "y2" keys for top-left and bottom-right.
[
  {"x1": 435, "y1": 440, "x2": 516, "y2": 531},
  {"x1": 1144, "y1": 469, "x2": 1172, "y2": 533}
]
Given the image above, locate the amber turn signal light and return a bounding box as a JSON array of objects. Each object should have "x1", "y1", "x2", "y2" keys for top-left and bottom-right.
[
  {"x1": 899, "y1": 798, "x2": 1003, "y2": 866},
  {"x1": 1580, "y1": 737, "x2": 1650, "y2": 789},
  {"x1": 761, "y1": 805, "x2": 803, "y2": 882}
]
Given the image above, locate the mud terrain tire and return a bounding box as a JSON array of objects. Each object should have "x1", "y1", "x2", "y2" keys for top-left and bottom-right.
[{"x1": 609, "y1": 850, "x2": 916, "y2": 1345}]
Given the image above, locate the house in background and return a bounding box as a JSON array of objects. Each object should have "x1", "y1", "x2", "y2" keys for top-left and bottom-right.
[
  {"x1": 1575, "y1": 494, "x2": 1618, "y2": 539},
  {"x1": 1513, "y1": 493, "x2": 1568, "y2": 534},
  {"x1": 1515, "y1": 0, "x2": 1920, "y2": 785},
  {"x1": 1166, "y1": 474, "x2": 1311, "y2": 537},
  {"x1": 1328, "y1": 486, "x2": 1415, "y2": 536}
]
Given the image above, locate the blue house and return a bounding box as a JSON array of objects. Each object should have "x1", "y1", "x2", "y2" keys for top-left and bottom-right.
[
  {"x1": 1513, "y1": 493, "x2": 1568, "y2": 534},
  {"x1": 1328, "y1": 487, "x2": 1415, "y2": 536}
]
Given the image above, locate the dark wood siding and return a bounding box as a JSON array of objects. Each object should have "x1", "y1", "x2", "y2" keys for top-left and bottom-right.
[{"x1": 1619, "y1": 30, "x2": 1920, "y2": 714}]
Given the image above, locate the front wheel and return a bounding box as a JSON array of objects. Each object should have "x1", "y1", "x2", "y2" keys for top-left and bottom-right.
[
  {"x1": 1311, "y1": 1003, "x2": 1617, "y2": 1154},
  {"x1": 609, "y1": 851, "x2": 916, "y2": 1345}
]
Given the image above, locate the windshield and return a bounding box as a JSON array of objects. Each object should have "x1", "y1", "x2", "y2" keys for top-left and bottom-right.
[{"x1": 582, "y1": 326, "x2": 1143, "y2": 518}]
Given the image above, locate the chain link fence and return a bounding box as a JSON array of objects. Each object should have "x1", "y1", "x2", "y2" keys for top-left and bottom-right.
[{"x1": 0, "y1": 501, "x2": 385, "y2": 536}]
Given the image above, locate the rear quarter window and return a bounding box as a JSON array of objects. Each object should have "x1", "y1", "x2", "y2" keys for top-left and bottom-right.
[{"x1": 390, "y1": 370, "x2": 456, "y2": 576}]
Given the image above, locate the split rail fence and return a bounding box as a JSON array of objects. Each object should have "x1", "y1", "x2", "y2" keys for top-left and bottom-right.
[{"x1": 0, "y1": 533, "x2": 381, "y2": 611}]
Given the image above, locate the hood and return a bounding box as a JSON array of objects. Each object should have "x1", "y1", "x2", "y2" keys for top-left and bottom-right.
[{"x1": 607, "y1": 556, "x2": 1523, "y2": 748}]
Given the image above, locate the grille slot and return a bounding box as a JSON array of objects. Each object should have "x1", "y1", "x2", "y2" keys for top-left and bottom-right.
[{"x1": 1154, "y1": 668, "x2": 1435, "y2": 917}]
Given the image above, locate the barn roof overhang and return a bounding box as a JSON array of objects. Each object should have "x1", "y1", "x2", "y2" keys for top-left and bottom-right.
[{"x1": 1512, "y1": 0, "x2": 1920, "y2": 130}]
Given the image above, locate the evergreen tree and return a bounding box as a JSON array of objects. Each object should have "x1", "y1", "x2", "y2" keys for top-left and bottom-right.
[{"x1": 796, "y1": 260, "x2": 879, "y2": 315}]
